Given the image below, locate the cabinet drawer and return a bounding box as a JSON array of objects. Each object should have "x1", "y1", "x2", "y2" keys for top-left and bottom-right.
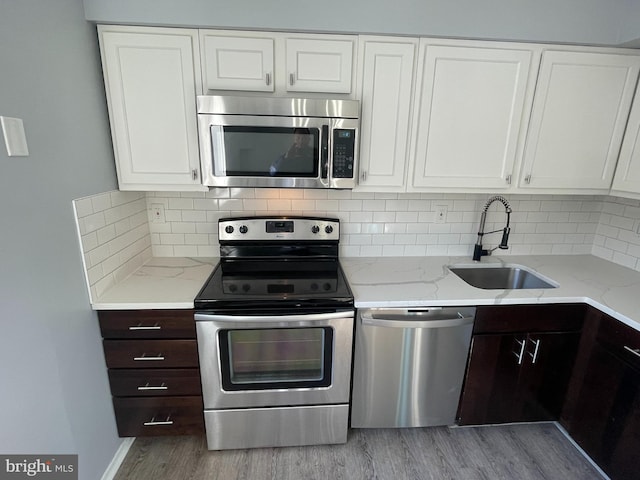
[
  {"x1": 474, "y1": 304, "x2": 586, "y2": 334},
  {"x1": 597, "y1": 315, "x2": 640, "y2": 370},
  {"x1": 98, "y1": 310, "x2": 196, "y2": 339},
  {"x1": 108, "y1": 368, "x2": 202, "y2": 397},
  {"x1": 112, "y1": 396, "x2": 204, "y2": 437},
  {"x1": 103, "y1": 340, "x2": 199, "y2": 368}
]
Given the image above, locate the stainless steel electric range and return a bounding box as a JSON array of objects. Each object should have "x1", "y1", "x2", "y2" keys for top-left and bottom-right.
[{"x1": 194, "y1": 216, "x2": 355, "y2": 450}]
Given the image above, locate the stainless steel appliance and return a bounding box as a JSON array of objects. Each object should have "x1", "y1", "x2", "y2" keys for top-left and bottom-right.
[
  {"x1": 194, "y1": 216, "x2": 354, "y2": 450},
  {"x1": 197, "y1": 95, "x2": 360, "y2": 189},
  {"x1": 351, "y1": 307, "x2": 476, "y2": 428}
]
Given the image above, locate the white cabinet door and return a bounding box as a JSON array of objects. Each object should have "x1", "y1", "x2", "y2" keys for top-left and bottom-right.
[
  {"x1": 520, "y1": 50, "x2": 640, "y2": 192},
  {"x1": 99, "y1": 26, "x2": 204, "y2": 191},
  {"x1": 410, "y1": 41, "x2": 535, "y2": 190},
  {"x1": 356, "y1": 37, "x2": 417, "y2": 191},
  {"x1": 285, "y1": 36, "x2": 355, "y2": 94},
  {"x1": 200, "y1": 32, "x2": 274, "y2": 92},
  {"x1": 611, "y1": 89, "x2": 640, "y2": 198}
]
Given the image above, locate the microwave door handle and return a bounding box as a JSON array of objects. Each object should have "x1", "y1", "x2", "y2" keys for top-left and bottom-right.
[{"x1": 321, "y1": 125, "x2": 329, "y2": 179}]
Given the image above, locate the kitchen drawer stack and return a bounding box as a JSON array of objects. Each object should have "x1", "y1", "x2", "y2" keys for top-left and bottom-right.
[{"x1": 98, "y1": 310, "x2": 204, "y2": 437}]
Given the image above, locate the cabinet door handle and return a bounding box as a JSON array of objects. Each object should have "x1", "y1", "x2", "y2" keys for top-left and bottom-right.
[
  {"x1": 192, "y1": 169, "x2": 199, "y2": 181},
  {"x1": 265, "y1": 72, "x2": 271, "y2": 86},
  {"x1": 506, "y1": 174, "x2": 512, "y2": 185},
  {"x1": 513, "y1": 338, "x2": 526, "y2": 365},
  {"x1": 133, "y1": 354, "x2": 165, "y2": 361},
  {"x1": 289, "y1": 73, "x2": 295, "y2": 86},
  {"x1": 624, "y1": 345, "x2": 640, "y2": 358},
  {"x1": 525, "y1": 174, "x2": 532, "y2": 184},
  {"x1": 528, "y1": 338, "x2": 541, "y2": 364},
  {"x1": 137, "y1": 383, "x2": 168, "y2": 391},
  {"x1": 128, "y1": 324, "x2": 161, "y2": 331},
  {"x1": 143, "y1": 415, "x2": 173, "y2": 426}
]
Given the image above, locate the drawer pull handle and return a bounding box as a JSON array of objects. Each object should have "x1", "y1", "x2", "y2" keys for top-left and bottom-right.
[
  {"x1": 129, "y1": 324, "x2": 161, "y2": 331},
  {"x1": 624, "y1": 345, "x2": 640, "y2": 358},
  {"x1": 143, "y1": 415, "x2": 173, "y2": 427},
  {"x1": 133, "y1": 354, "x2": 165, "y2": 361},
  {"x1": 137, "y1": 383, "x2": 168, "y2": 391}
]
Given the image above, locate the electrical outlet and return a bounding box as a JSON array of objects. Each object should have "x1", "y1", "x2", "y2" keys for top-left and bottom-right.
[
  {"x1": 435, "y1": 205, "x2": 448, "y2": 224},
  {"x1": 151, "y1": 204, "x2": 165, "y2": 223}
]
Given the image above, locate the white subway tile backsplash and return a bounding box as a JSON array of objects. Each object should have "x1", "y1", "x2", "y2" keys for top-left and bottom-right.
[
  {"x1": 73, "y1": 190, "x2": 640, "y2": 304},
  {"x1": 73, "y1": 191, "x2": 150, "y2": 302}
]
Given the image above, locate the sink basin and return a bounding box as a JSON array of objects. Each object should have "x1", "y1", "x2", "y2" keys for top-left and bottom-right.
[{"x1": 448, "y1": 264, "x2": 558, "y2": 290}]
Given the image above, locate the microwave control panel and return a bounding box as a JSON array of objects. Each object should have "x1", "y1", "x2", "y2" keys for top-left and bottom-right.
[{"x1": 332, "y1": 129, "x2": 356, "y2": 178}]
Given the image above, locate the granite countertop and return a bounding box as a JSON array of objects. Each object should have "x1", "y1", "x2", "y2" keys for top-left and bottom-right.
[{"x1": 92, "y1": 254, "x2": 640, "y2": 331}]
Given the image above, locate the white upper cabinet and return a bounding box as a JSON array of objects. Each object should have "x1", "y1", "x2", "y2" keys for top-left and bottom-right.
[
  {"x1": 355, "y1": 37, "x2": 417, "y2": 191},
  {"x1": 519, "y1": 50, "x2": 640, "y2": 192},
  {"x1": 99, "y1": 25, "x2": 204, "y2": 191},
  {"x1": 611, "y1": 86, "x2": 640, "y2": 198},
  {"x1": 200, "y1": 31, "x2": 356, "y2": 95},
  {"x1": 285, "y1": 36, "x2": 354, "y2": 94},
  {"x1": 200, "y1": 32, "x2": 275, "y2": 92},
  {"x1": 409, "y1": 40, "x2": 537, "y2": 191}
]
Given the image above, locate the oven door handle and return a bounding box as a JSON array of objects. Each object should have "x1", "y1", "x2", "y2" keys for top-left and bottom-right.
[{"x1": 195, "y1": 311, "x2": 353, "y2": 324}]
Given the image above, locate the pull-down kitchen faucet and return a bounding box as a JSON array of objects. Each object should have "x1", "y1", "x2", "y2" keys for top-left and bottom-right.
[{"x1": 473, "y1": 195, "x2": 512, "y2": 261}]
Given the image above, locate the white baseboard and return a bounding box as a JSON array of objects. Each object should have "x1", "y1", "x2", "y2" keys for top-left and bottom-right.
[{"x1": 101, "y1": 437, "x2": 135, "y2": 480}]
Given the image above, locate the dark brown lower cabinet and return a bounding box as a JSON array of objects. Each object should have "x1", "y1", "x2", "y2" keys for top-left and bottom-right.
[
  {"x1": 98, "y1": 310, "x2": 204, "y2": 437},
  {"x1": 457, "y1": 304, "x2": 584, "y2": 425},
  {"x1": 563, "y1": 310, "x2": 640, "y2": 480}
]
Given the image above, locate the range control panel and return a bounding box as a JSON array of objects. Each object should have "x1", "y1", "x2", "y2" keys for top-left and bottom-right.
[{"x1": 219, "y1": 217, "x2": 340, "y2": 242}]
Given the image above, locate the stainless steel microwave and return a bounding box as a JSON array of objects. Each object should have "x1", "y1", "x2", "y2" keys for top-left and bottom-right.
[{"x1": 197, "y1": 95, "x2": 360, "y2": 189}]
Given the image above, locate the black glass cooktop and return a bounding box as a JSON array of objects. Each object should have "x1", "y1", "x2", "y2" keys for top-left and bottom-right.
[{"x1": 194, "y1": 259, "x2": 354, "y2": 311}]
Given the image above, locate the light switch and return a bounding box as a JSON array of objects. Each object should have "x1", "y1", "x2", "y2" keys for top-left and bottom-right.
[{"x1": 1, "y1": 116, "x2": 29, "y2": 156}]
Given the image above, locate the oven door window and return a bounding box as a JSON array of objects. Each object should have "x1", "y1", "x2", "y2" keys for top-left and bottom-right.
[
  {"x1": 219, "y1": 327, "x2": 333, "y2": 391},
  {"x1": 213, "y1": 126, "x2": 320, "y2": 177}
]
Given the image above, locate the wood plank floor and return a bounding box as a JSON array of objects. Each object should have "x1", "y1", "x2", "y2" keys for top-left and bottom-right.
[{"x1": 114, "y1": 423, "x2": 603, "y2": 480}]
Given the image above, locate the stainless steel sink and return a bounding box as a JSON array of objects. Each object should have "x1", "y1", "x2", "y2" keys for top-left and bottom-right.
[{"x1": 448, "y1": 264, "x2": 558, "y2": 290}]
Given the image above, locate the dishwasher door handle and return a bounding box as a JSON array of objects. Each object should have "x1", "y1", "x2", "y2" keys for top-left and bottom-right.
[{"x1": 360, "y1": 310, "x2": 475, "y2": 329}]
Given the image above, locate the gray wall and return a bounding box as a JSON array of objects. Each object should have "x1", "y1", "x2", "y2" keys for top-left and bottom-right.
[
  {"x1": 83, "y1": 0, "x2": 639, "y2": 46},
  {"x1": 0, "y1": 1, "x2": 120, "y2": 479}
]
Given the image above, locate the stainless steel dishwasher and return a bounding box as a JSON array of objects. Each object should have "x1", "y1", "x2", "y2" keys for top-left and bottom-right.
[{"x1": 351, "y1": 307, "x2": 476, "y2": 428}]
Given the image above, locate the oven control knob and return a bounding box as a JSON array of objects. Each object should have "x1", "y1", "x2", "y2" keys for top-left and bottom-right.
[
  {"x1": 242, "y1": 284, "x2": 250, "y2": 292},
  {"x1": 325, "y1": 225, "x2": 334, "y2": 234},
  {"x1": 228, "y1": 284, "x2": 238, "y2": 292},
  {"x1": 310, "y1": 283, "x2": 319, "y2": 291},
  {"x1": 239, "y1": 225, "x2": 248, "y2": 234},
  {"x1": 311, "y1": 225, "x2": 320, "y2": 234},
  {"x1": 224, "y1": 225, "x2": 234, "y2": 234},
  {"x1": 322, "y1": 283, "x2": 332, "y2": 291}
]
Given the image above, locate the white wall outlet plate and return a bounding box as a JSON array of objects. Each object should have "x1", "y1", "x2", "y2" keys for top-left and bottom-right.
[
  {"x1": 0, "y1": 116, "x2": 29, "y2": 156},
  {"x1": 435, "y1": 205, "x2": 448, "y2": 224}
]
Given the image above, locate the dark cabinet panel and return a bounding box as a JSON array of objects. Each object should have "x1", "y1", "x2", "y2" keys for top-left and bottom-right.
[
  {"x1": 103, "y1": 339, "x2": 199, "y2": 368},
  {"x1": 458, "y1": 304, "x2": 583, "y2": 426},
  {"x1": 113, "y1": 396, "x2": 204, "y2": 437},
  {"x1": 564, "y1": 311, "x2": 640, "y2": 480},
  {"x1": 98, "y1": 309, "x2": 204, "y2": 438},
  {"x1": 99, "y1": 309, "x2": 196, "y2": 339},
  {"x1": 108, "y1": 368, "x2": 202, "y2": 397}
]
